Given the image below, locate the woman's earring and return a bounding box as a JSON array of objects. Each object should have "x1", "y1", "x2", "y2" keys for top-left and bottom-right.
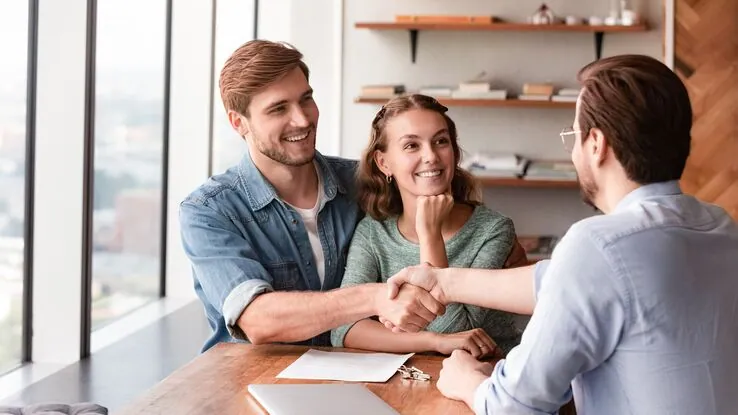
[{"x1": 385, "y1": 174, "x2": 393, "y2": 184}]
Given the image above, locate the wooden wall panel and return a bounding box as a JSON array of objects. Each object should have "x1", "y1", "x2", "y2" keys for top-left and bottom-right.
[{"x1": 674, "y1": 0, "x2": 738, "y2": 220}]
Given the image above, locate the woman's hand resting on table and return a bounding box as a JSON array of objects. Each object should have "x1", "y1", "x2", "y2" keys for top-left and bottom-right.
[{"x1": 432, "y1": 328, "x2": 500, "y2": 359}]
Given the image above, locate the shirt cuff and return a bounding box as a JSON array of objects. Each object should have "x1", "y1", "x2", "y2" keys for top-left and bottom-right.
[
  {"x1": 533, "y1": 259, "x2": 551, "y2": 301},
  {"x1": 473, "y1": 376, "x2": 495, "y2": 415},
  {"x1": 223, "y1": 279, "x2": 274, "y2": 341}
]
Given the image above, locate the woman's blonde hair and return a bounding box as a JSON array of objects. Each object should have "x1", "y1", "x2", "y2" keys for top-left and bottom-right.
[{"x1": 357, "y1": 94, "x2": 480, "y2": 220}]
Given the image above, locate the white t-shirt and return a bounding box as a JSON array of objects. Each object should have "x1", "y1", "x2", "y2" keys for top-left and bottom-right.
[{"x1": 287, "y1": 164, "x2": 326, "y2": 286}]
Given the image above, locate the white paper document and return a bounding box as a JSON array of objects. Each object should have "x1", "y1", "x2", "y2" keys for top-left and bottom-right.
[{"x1": 276, "y1": 349, "x2": 414, "y2": 383}]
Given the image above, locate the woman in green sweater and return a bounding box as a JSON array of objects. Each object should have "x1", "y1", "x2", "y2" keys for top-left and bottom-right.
[{"x1": 330, "y1": 94, "x2": 522, "y2": 357}]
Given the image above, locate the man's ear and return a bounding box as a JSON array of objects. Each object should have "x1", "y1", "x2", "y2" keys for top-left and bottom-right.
[
  {"x1": 589, "y1": 127, "x2": 609, "y2": 166},
  {"x1": 227, "y1": 110, "x2": 249, "y2": 137},
  {"x1": 373, "y1": 150, "x2": 392, "y2": 177}
]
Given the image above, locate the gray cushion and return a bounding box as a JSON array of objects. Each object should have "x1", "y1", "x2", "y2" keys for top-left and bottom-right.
[{"x1": 0, "y1": 403, "x2": 107, "y2": 415}]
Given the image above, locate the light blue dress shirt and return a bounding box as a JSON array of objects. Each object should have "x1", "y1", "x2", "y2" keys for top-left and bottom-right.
[{"x1": 475, "y1": 181, "x2": 738, "y2": 414}]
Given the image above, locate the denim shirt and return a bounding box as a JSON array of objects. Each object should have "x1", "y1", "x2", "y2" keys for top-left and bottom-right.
[{"x1": 179, "y1": 150, "x2": 360, "y2": 352}]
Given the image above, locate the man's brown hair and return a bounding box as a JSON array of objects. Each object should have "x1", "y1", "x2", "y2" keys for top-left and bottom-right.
[
  {"x1": 577, "y1": 54, "x2": 692, "y2": 184},
  {"x1": 357, "y1": 94, "x2": 480, "y2": 221},
  {"x1": 219, "y1": 40, "x2": 310, "y2": 117}
]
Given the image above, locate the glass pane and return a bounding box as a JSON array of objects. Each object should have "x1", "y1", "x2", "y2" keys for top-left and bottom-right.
[
  {"x1": 212, "y1": 0, "x2": 255, "y2": 174},
  {"x1": 0, "y1": 1, "x2": 29, "y2": 373},
  {"x1": 91, "y1": 0, "x2": 167, "y2": 329}
]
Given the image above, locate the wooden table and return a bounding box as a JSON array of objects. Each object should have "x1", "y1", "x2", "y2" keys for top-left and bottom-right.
[{"x1": 116, "y1": 343, "x2": 474, "y2": 415}]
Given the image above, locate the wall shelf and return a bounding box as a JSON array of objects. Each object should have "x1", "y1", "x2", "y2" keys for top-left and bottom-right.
[
  {"x1": 355, "y1": 21, "x2": 649, "y2": 62},
  {"x1": 356, "y1": 96, "x2": 575, "y2": 109},
  {"x1": 475, "y1": 177, "x2": 579, "y2": 189}
]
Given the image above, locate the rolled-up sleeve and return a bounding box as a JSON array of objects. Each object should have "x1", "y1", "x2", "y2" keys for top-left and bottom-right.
[
  {"x1": 472, "y1": 225, "x2": 629, "y2": 414},
  {"x1": 180, "y1": 200, "x2": 275, "y2": 341}
]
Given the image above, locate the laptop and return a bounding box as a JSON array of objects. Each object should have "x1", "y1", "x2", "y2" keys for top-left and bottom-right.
[{"x1": 247, "y1": 383, "x2": 400, "y2": 415}]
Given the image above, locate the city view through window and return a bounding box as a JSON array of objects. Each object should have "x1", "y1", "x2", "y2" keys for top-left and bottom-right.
[
  {"x1": 0, "y1": 1, "x2": 29, "y2": 373},
  {"x1": 91, "y1": 0, "x2": 168, "y2": 329}
]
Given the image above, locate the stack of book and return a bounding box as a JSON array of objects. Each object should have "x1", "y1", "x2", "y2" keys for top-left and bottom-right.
[
  {"x1": 462, "y1": 153, "x2": 529, "y2": 178},
  {"x1": 359, "y1": 84, "x2": 405, "y2": 99},
  {"x1": 518, "y1": 83, "x2": 554, "y2": 101},
  {"x1": 418, "y1": 86, "x2": 454, "y2": 97},
  {"x1": 551, "y1": 88, "x2": 580, "y2": 103},
  {"x1": 451, "y1": 80, "x2": 507, "y2": 100},
  {"x1": 524, "y1": 160, "x2": 578, "y2": 181}
]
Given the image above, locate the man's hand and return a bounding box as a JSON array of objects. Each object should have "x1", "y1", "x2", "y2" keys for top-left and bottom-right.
[
  {"x1": 416, "y1": 194, "x2": 454, "y2": 239},
  {"x1": 375, "y1": 284, "x2": 445, "y2": 333},
  {"x1": 438, "y1": 350, "x2": 493, "y2": 408},
  {"x1": 504, "y1": 237, "x2": 529, "y2": 268},
  {"x1": 386, "y1": 263, "x2": 447, "y2": 304},
  {"x1": 433, "y1": 328, "x2": 499, "y2": 359}
]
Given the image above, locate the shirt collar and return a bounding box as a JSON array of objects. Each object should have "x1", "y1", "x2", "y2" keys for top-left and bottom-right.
[
  {"x1": 613, "y1": 180, "x2": 683, "y2": 213},
  {"x1": 237, "y1": 149, "x2": 346, "y2": 211}
]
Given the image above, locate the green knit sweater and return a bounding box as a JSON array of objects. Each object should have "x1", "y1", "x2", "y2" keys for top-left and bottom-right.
[{"x1": 330, "y1": 204, "x2": 522, "y2": 354}]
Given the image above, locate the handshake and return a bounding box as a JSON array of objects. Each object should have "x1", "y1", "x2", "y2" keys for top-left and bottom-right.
[
  {"x1": 373, "y1": 263, "x2": 501, "y2": 358},
  {"x1": 375, "y1": 262, "x2": 449, "y2": 333}
]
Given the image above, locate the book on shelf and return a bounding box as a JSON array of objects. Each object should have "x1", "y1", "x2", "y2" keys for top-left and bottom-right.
[
  {"x1": 518, "y1": 235, "x2": 560, "y2": 260},
  {"x1": 463, "y1": 153, "x2": 529, "y2": 178},
  {"x1": 359, "y1": 84, "x2": 405, "y2": 98},
  {"x1": 551, "y1": 95, "x2": 578, "y2": 102},
  {"x1": 451, "y1": 89, "x2": 508, "y2": 100},
  {"x1": 419, "y1": 86, "x2": 454, "y2": 97},
  {"x1": 395, "y1": 15, "x2": 498, "y2": 24},
  {"x1": 458, "y1": 80, "x2": 492, "y2": 93},
  {"x1": 557, "y1": 88, "x2": 581, "y2": 96},
  {"x1": 517, "y1": 94, "x2": 551, "y2": 101},
  {"x1": 551, "y1": 87, "x2": 580, "y2": 102},
  {"x1": 524, "y1": 160, "x2": 578, "y2": 181},
  {"x1": 522, "y1": 83, "x2": 555, "y2": 96}
]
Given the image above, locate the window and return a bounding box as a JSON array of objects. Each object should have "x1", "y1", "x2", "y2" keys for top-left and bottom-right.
[
  {"x1": 91, "y1": 0, "x2": 168, "y2": 329},
  {"x1": 0, "y1": 1, "x2": 30, "y2": 373},
  {"x1": 211, "y1": 0, "x2": 256, "y2": 174}
]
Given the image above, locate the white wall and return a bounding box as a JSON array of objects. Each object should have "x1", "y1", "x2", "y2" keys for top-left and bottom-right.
[
  {"x1": 341, "y1": 0, "x2": 664, "y2": 235},
  {"x1": 165, "y1": 0, "x2": 216, "y2": 299},
  {"x1": 258, "y1": 0, "x2": 343, "y2": 157},
  {"x1": 211, "y1": 0, "x2": 256, "y2": 174}
]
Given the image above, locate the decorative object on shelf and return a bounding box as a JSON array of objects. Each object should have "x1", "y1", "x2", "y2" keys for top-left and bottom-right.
[
  {"x1": 620, "y1": 0, "x2": 640, "y2": 26},
  {"x1": 587, "y1": 16, "x2": 604, "y2": 25},
  {"x1": 529, "y1": 3, "x2": 556, "y2": 25},
  {"x1": 565, "y1": 16, "x2": 581, "y2": 25}
]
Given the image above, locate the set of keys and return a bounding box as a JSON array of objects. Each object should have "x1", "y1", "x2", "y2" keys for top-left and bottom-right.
[{"x1": 397, "y1": 365, "x2": 431, "y2": 381}]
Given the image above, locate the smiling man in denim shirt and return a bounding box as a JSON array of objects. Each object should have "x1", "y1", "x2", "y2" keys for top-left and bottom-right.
[
  {"x1": 387, "y1": 55, "x2": 738, "y2": 414},
  {"x1": 179, "y1": 40, "x2": 449, "y2": 351}
]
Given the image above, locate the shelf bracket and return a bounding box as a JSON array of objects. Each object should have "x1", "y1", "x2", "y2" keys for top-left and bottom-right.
[
  {"x1": 594, "y1": 31, "x2": 604, "y2": 60},
  {"x1": 409, "y1": 29, "x2": 419, "y2": 63}
]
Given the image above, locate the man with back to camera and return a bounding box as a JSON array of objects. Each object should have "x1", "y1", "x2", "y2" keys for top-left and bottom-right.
[
  {"x1": 387, "y1": 54, "x2": 738, "y2": 414},
  {"x1": 179, "y1": 39, "x2": 528, "y2": 351}
]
